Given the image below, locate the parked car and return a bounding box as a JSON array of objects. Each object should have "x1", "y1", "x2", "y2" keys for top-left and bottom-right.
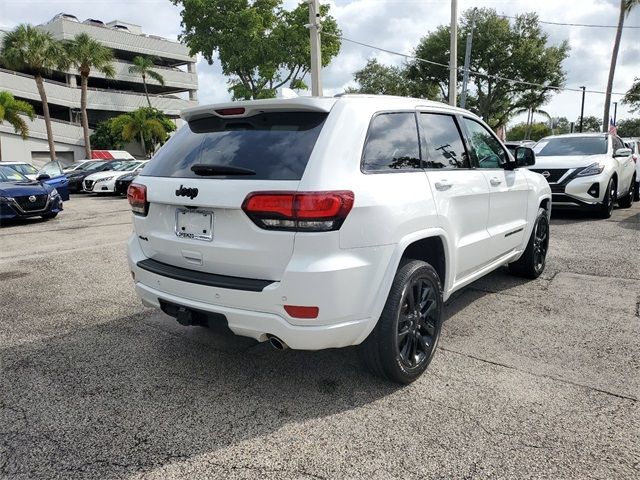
[
  {"x1": 126, "y1": 95, "x2": 551, "y2": 384},
  {"x1": 63, "y1": 160, "x2": 95, "y2": 173},
  {"x1": 66, "y1": 161, "x2": 112, "y2": 192},
  {"x1": 83, "y1": 161, "x2": 147, "y2": 193},
  {"x1": 0, "y1": 164, "x2": 63, "y2": 222},
  {"x1": 114, "y1": 170, "x2": 140, "y2": 195},
  {"x1": 3, "y1": 160, "x2": 70, "y2": 201},
  {"x1": 622, "y1": 138, "x2": 640, "y2": 201},
  {"x1": 531, "y1": 133, "x2": 635, "y2": 217}
]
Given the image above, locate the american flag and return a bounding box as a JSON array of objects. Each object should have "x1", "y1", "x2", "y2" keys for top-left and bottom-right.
[{"x1": 608, "y1": 117, "x2": 617, "y2": 135}]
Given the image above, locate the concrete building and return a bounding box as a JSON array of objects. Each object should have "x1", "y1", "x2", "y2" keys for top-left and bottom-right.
[{"x1": 0, "y1": 13, "x2": 198, "y2": 165}]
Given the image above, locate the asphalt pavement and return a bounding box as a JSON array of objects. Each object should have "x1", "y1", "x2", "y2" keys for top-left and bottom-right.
[{"x1": 1, "y1": 194, "x2": 639, "y2": 479}]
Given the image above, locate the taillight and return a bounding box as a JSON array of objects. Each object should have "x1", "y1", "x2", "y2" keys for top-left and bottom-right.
[
  {"x1": 242, "y1": 191, "x2": 354, "y2": 232},
  {"x1": 284, "y1": 305, "x2": 319, "y2": 319},
  {"x1": 127, "y1": 183, "x2": 148, "y2": 216}
]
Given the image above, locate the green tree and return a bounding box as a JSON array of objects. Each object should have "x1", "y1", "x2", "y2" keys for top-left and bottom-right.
[
  {"x1": 577, "y1": 115, "x2": 602, "y2": 133},
  {"x1": 66, "y1": 33, "x2": 116, "y2": 159},
  {"x1": 128, "y1": 56, "x2": 165, "y2": 107},
  {"x1": 621, "y1": 77, "x2": 640, "y2": 113},
  {"x1": 111, "y1": 107, "x2": 175, "y2": 157},
  {"x1": 347, "y1": 59, "x2": 438, "y2": 98},
  {"x1": 89, "y1": 118, "x2": 126, "y2": 150},
  {"x1": 603, "y1": 1, "x2": 640, "y2": 131},
  {"x1": 407, "y1": 9, "x2": 569, "y2": 131},
  {"x1": 171, "y1": 0, "x2": 341, "y2": 100},
  {"x1": 616, "y1": 118, "x2": 640, "y2": 137},
  {"x1": 0, "y1": 90, "x2": 35, "y2": 161},
  {"x1": 507, "y1": 122, "x2": 551, "y2": 142},
  {"x1": 1, "y1": 24, "x2": 68, "y2": 160}
]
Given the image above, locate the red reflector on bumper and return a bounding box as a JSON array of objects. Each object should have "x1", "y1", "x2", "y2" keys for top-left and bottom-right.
[{"x1": 284, "y1": 305, "x2": 319, "y2": 319}]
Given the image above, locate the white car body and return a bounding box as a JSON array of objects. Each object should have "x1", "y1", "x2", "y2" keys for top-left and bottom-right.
[
  {"x1": 622, "y1": 138, "x2": 640, "y2": 194},
  {"x1": 83, "y1": 161, "x2": 147, "y2": 193},
  {"x1": 531, "y1": 133, "x2": 636, "y2": 210},
  {"x1": 127, "y1": 95, "x2": 551, "y2": 352}
]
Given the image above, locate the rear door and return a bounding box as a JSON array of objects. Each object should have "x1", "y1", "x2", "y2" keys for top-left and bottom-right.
[
  {"x1": 612, "y1": 135, "x2": 634, "y2": 193},
  {"x1": 460, "y1": 117, "x2": 530, "y2": 258},
  {"x1": 418, "y1": 111, "x2": 493, "y2": 281},
  {"x1": 133, "y1": 110, "x2": 329, "y2": 281}
]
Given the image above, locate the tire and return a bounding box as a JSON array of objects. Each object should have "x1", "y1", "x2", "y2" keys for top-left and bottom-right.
[
  {"x1": 359, "y1": 259, "x2": 443, "y2": 384},
  {"x1": 634, "y1": 181, "x2": 639, "y2": 202},
  {"x1": 597, "y1": 178, "x2": 616, "y2": 218},
  {"x1": 618, "y1": 175, "x2": 635, "y2": 208},
  {"x1": 509, "y1": 207, "x2": 549, "y2": 279},
  {"x1": 41, "y1": 213, "x2": 58, "y2": 219}
]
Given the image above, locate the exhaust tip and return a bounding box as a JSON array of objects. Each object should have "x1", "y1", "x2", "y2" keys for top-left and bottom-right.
[{"x1": 268, "y1": 335, "x2": 288, "y2": 350}]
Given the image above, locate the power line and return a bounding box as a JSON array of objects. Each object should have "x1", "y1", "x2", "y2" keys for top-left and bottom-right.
[
  {"x1": 325, "y1": 33, "x2": 628, "y2": 97},
  {"x1": 498, "y1": 15, "x2": 640, "y2": 29}
]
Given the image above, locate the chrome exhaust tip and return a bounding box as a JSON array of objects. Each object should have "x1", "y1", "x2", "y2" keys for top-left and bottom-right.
[{"x1": 268, "y1": 335, "x2": 288, "y2": 350}]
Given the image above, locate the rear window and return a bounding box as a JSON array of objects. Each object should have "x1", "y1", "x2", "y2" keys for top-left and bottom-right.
[
  {"x1": 142, "y1": 112, "x2": 328, "y2": 180},
  {"x1": 535, "y1": 137, "x2": 607, "y2": 156}
]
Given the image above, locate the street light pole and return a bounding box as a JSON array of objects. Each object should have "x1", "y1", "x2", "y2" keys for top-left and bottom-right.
[
  {"x1": 449, "y1": 0, "x2": 458, "y2": 106},
  {"x1": 579, "y1": 86, "x2": 586, "y2": 133},
  {"x1": 460, "y1": 18, "x2": 475, "y2": 109},
  {"x1": 308, "y1": 0, "x2": 323, "y2": 97}
]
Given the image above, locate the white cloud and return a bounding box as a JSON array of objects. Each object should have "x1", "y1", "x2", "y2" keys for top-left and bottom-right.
[{"x1": 2, "y1": 0, "x2": 639, "y2": 123}]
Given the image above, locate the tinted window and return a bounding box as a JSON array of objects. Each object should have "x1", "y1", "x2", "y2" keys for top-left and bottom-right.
[
  {"x1": 142, "y1": 112, "x2": 327, "y2": 180},
  {"x1": 462, "y1": 118, "x2": 507, "y2": 169},
  {"x1": 85, "y1": 161, "x2": 108, "y2": 171},
  {"x1": 0, "y1": 165, "x2": 28, "y2": 182},
  {"x1": 362, "y1": 113, "x2": 421, "y2": 172},
  {"x1": 10, "y1": 163, "x2": 38, "y2": 175},
  {"x1": 535, "y1": 137, "x2": 607, "y2": 156},
  {"x1": 419, "y1": 113, "x2": 469, "y2": 169}
]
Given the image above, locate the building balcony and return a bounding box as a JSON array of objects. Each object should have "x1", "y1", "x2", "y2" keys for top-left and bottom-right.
[
  {"x1": 85, "y1": 60, "x2": 198, "y2": 92},
  {"x1": 0, "y1": 115, "x2": 85, "y2": 148},
  {"x1": 0, "y1": 69, "x2": 196, "y2": 117}
]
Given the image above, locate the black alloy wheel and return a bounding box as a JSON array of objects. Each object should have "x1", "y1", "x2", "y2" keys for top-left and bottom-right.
[
  {"x1": 397, "y1": 278, "x2": 438, "y2": 369},
  {"x1": 532, "y1": 214, "x2": 549, "y2": 274}
]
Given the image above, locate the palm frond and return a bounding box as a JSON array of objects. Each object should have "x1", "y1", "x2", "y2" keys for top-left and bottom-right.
[{"x1": 147, "y1": 70, "x2": 165, "y2": 86}]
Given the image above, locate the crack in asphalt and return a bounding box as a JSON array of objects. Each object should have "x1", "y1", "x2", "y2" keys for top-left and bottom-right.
[
  {"x1": 439, "y1": 347, "x2": 638, "y2": 402},
  {"x1": 0, "y1": 221, "x2": 132, "y2": 237}
]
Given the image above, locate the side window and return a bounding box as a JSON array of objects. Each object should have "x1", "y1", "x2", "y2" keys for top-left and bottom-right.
[
  {"x1": 418, "y1": 113, "x2": 470, "y2": 169},
  {"x1": 39, "y1": 161, "x2": 63, "y2": 177},
  {"x1": 362, "y1": 113, "x2": 421, "y2": 172},
  {"x1": 462, "y1": 118, "x2": 508, "y2": 169},
  {"x1": 612, "y1": 136, "x2": 624, "y2": 152}
]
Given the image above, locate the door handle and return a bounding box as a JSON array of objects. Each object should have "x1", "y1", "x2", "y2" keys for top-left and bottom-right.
[
  {"x1": 490, "y1": 177, "x2": 502, "y2": 186},
  {"x1": 434, "y1": 180, "x2": 452, "y2": 191}
]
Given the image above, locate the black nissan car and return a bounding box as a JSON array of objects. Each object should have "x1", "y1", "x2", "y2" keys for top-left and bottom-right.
[
  {"x1": 114, "y1": 171, "x2": 139, "y2": 195},
  {"x1": 66, "y1": 160, "x2": 112, "y2": 192}
]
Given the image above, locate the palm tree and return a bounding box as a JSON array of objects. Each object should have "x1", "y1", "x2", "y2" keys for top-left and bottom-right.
[
  {"x1": 111, "y1": 108, "x2": 169, "y2": 157},
  {"x1": 128, "y1": 56, "x2": 165, "y2": 107},
  {"x1": 66, "y1": 33, "x2": 116, "y2": 159},
  {"x1": 1, "y1": 25, "x2": 68, "y2": 160},
  {"x1": 603, "y1": 0, "x2": 640, "y2": 131},
  {"x1": 0, "y1": 90, "x2": 35, "y2": 161}
]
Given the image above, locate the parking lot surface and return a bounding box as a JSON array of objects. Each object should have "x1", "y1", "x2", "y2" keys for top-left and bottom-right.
[{"x1": 1, "y1": 195, "x2": 639, "y2": 479}]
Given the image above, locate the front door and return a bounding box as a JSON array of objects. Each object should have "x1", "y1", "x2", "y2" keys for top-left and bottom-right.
[
  {"x1": 460, "y1": 117, "x2": 530, "y2": 258},
  {"x1": 38, "y1": 161, "x2": 70, "y2": 200}
]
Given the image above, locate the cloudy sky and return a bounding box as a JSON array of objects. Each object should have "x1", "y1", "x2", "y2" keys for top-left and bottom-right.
[{"x1": 2, "y1": 0, "x2": 639, "y2": 125}]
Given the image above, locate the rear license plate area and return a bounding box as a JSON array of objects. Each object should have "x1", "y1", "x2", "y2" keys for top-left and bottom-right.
[{"x1": 175, "y1": 208, "x2": 213, "y2": 241}]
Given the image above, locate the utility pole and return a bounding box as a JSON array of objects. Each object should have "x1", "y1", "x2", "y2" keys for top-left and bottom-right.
[
  {"x1": 308, "y1": 0, "x2": 323, "y2": 97},
  {"x1": 579, "y1": 86, "x2": 586, "y2": 133},
  {"x1": 460, "y1": 9, "x2": 476, "y2": 109},
  {"x1": 449, "y1": 0, "x2": 458, "y2": 106}
]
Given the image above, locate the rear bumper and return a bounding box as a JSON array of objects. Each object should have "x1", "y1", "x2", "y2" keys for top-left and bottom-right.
[{"x1": 128, "y1": 234, "x2": 393, "y2": 350}]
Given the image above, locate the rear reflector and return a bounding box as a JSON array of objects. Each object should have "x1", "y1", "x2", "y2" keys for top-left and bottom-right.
[
  {"x1": 215, "y1": 107, "x2": 245, "y2": 116},
  {"x1": 242, "y1": 191, "x2": 354, "y2": 232},
  {"x1": 284, "y1": 305, "x2": 319, "y2": 319},
  {"x1": 127, "y1": 183, "x2": 148, "y2": 216}
]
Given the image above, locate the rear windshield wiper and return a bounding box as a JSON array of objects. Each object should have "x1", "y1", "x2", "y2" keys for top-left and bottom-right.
[{"x1": 190, "y1": 164, "x2": 256, "y2": 176}]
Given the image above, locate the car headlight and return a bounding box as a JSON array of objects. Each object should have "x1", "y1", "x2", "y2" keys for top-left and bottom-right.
[
  {"x1": 96, "y1": 176, "x2": 114, "y2": 183},
  {"x1": 48, "y1": 189, "x2": 60, "y2": 199},
  {"x1": 576, "y1": 162, "x2": 605, "y2": 177},
  {"x1": 0, "y1": 195, "x2": 14, "y2": 204}
]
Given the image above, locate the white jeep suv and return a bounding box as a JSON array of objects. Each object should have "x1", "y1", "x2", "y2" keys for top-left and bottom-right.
[
  {"x1": 531, "y1": 133, "x2": 636, "y2": 217},
  {"x1": 127, "y1": 95, "x2": 551, "y2": 383}
]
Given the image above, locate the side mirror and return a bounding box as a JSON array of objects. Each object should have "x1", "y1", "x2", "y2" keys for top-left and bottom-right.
[
  {"x1": 36, "y1": 173, "x2": 51, "y2": 181},
  {"x1": 513, "y1": 146, "x2": 535, "y2": 167},
  {"x1": 614, "y1": 147, "x2": 632, "y2": 158}
]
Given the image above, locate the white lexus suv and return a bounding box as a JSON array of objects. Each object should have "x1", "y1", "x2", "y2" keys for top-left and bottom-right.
[
  {"x1": 531, "y1": 133, "x2": 635, "y2": 217},
  {"x1": 127, "y1": 95, "x2": 551, "y2": 383}
]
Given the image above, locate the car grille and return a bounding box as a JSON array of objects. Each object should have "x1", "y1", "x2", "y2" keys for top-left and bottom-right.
[
  {"x1": 84, "y1": 180, "x2": 95, "y2": 191},
  {"x1": 530, "y1": 169, "x2": 569, "y2": 183},
  {"x1": 14, "y1": 194, "x2": 48, "y2": 211}
]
